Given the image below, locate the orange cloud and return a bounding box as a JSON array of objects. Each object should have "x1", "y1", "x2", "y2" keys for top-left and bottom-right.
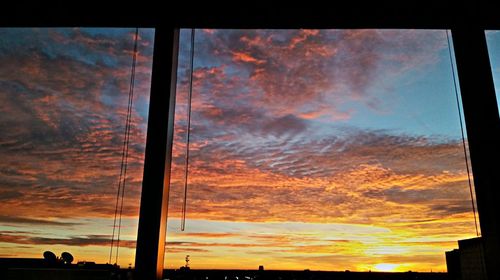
[{"x1": 232, "y1": 51, "x2": 266, "y2": 65}]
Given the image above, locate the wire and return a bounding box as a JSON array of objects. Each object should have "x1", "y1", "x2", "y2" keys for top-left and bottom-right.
[
  {"x1": 446, "y1": 30, "x2": 480, "y2": 237},
  {"x1": 181, "y1": 29, "x2": 196, "y2": 231},
  {"x1": 109, "y1": 27, "x2": 139, "y2": 264}
]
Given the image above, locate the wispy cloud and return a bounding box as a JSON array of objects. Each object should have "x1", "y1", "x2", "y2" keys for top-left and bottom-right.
[
  {"x1": 0, "y1": 216, "x2": 82, "y2": 226},
  {"x1": 0, "y1": 232, "x2": 136, "y2": 249}
]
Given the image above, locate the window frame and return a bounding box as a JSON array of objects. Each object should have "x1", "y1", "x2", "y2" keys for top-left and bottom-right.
[{"x1": 2, "y1": 4, "x2": 499, "y2": 280}]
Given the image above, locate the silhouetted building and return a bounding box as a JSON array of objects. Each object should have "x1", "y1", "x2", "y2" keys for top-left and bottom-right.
[
  {"x1": 0, "y1": 258, "x2": 46, "y2": 269},
  {"x1": 445, "y1": 237, "x2": 487, "y2": 280},
  {"x1": 259, "y1": 265, "x2": 264, "y2": 271},
  {"x1": 446, "y1": 249, "x2": 461, "y2": 280},
  {"x1": 0, "y1": 255, "x2": 117, "y2": 280}
]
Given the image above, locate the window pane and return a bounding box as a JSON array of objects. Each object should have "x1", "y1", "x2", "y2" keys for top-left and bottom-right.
[
  {"x1": 485, "y1": 30, "x2": 500, "y2": 116},
  {"x1": 0, "y1": 28, "x2": 154, "y2": 267},
  {"x1": 166, "y1": 29, "x2": 478, "y2": 274}
]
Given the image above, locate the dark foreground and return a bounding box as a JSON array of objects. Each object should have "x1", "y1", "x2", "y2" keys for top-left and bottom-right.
[
  {"x1": 163, "y1": 269, "x2": 448, "y2": 280},
  {"x1": 2, "y1": 266, "x2": 448, "y2": 280}
]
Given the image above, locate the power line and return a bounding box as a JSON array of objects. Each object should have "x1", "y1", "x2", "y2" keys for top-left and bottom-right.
[
  {"x1": 109, "y1": 27, "x2": 139, "y2": 264},
  {"x1": 181, "y1": 28, "x2": 196, "y2": 231},
  {"x1": 446, "y1": 30, "x2": 479, "y2": 237}
]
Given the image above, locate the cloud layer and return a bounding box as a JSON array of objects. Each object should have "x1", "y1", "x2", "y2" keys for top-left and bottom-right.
[
  {"x1": 166, "y1": 29, "x2": 477, "y2": 271},
  {"x1": 0, "y1": 28, "x2": 154, "y2": 265},
  {"x1": 0, "y1": 28, "x2": 154, "y2": 220},
  {"x1": 0, "y1": 28, "x2": 479, "y2": 271}
]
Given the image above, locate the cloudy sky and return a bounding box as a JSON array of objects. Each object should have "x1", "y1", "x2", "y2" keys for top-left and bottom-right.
[
  {"x1": 0, "y1": 28, "x2": 498, "y2": 272},
  {"x1": 165, "y1": 29, "x2": 489, "y2": 272},
  {"x1": 0, "y1": 28, "x2": 154, "y2": 266}
]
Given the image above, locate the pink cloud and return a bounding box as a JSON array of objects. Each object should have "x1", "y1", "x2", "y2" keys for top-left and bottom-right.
[{"x1": 232, "y1": 51, "x2": 266, "y2": 65}]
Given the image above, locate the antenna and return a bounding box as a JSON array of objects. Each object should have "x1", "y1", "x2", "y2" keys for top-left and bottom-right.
[
  {"x1": 61, "y1": 252, "x2": 74, "y2": 264},
  {"x1": 43, "y1": 251, "x2": 57, "y2": 263}
]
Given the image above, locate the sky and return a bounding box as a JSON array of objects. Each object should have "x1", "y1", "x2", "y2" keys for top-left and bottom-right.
[
  {"x1": 0, "y1": 28, "x2": 498, "y2": 272},
  {"x1": 486, "y1": 30, "x2": 500, "y2": 114},
  {"x1": 0, "y1": 28, "x2": 154, "y2": 266},
  {"x1": 164, "y1": 29, "x2": 486, "y2": 272}
]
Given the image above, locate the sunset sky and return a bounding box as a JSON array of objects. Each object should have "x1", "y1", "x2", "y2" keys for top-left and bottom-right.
[
  {"x1": 0, "y1": 28, "x2": 154, "y2": 266},
  {"x1": 164, "y1": 29, "x2": 484, "y2": 272},
  {"x1": 0, "y1": 28, "x2": 499, "y2": 272}
]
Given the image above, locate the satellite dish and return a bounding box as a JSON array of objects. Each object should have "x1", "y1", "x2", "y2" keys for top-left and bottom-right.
[
  {"x1": 61, "y1": 252, "x2": 74, "y2": 264},
  {"x1": 43, "y1": 251, "x2": 57, "y2": 263}
]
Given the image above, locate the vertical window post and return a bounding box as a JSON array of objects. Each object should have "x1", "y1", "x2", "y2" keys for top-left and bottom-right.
[
  {"x1": 135, "y1": 27, "x2": 179, "y2": 280},
  {"x1": 452, "y1": 27, "x2": 500, "y2": 280}
]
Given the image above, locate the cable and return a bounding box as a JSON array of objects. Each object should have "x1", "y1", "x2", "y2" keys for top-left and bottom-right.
[
  {"x1": 447, "y1": 28, "x2": 489, "y2": 280},
  {"x1": 109, "y1": 27, "x2": 139, "y2": 264},
  {"x1": 181, "y1": 29, "x2": 196, "y2": 231},
  {"x1": 446, "y1": 30, "x2": 480, "y2": 237}
]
